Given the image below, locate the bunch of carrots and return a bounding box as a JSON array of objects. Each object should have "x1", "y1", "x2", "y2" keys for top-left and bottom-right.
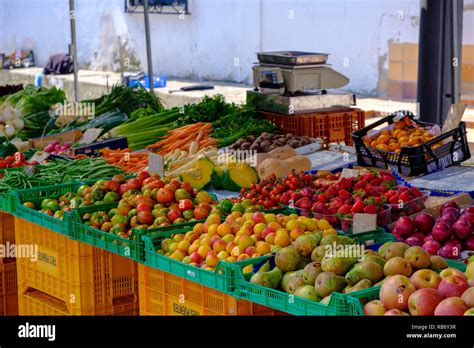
[
  {"x1": 147, "y1": 122, "x2": 216, "y2": 155},
  {"x1": 99, "y1": 148, "x2": 148, "y2": 173}
]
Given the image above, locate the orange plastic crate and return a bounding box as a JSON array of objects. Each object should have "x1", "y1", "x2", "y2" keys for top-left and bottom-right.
[
  {"x1": 0, "y1": 261, "x2": 18, "y2": 315},
  {"x1": 15, "y1": 217, "x2": 138, "y2": 315},
  {"x1": 18, "y1": 289, "x2": 137, "y2": 316},
  {"x1": 138, "y1": 264, "x2": 276, "y2": 316},
  {"x1": 261, "y1": 108, "x2": 365, "y2": 146}
]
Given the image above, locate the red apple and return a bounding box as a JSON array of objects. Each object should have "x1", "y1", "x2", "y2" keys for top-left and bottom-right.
[
  {"x1": 422, "y1": 240, "x2": 441, "y2": 255},
  {"x1": 408, "y1": 288, "x2": 444, "y2": 316},
  {"x1": 363, "y1": 300, "x2": 386, "y2": 316},
  {"x1": 463, "y1": 235, "x2": 474, "y2": 250},
  {"x1": 394, "y1": 216, "x2": 416, "y2": 237},
  {"x1": 431, "y1": 222, "x2": 453, "y2": 242},
  {"x1": 439, "y1": 267, "x2": 467, "y2": 280},
  {"x1": 423, "y1": 234, "x2": 435, "y2": 243},
  {"x1": 460, "y1": 212, "x2": 474, "y2": 225},
  {"x1": 452, "y1": 219, "x2": 473, "y2": 240},
  {"x1": 461, "y1": 287, "x2": 474, "y2": 308},
  {"x1": 434, "y1": 297, "x2": 468, "y2": 316},
  {"x1": 438, "y1": 213, "x2": 458, "y2": 227},
  {"x1": 380, "y1": 275, "x2": 416, "y2": 310},
  {"x1": 244, "y1": 246, "x2": 256, "y2": 257},
  {"x1": 441, "y1": 207, "x2": 461, "y2": 219},
  {"x1": 410, "y1": 269, "x2": 442, "y2": 289},
  {"x1": 414, "y1": 213, "x2": 435, "y2": 234},
  {"x1": 461, "y1": 205, "x2": 474, "y2": 214},
  {"x1": 438, "y1": 275, "x2": 470, "y2": 298},
  {"x1": 440, "y1": 201, "x2": 460, "y2": 213},
  {"x1": 405, "y1": 236, "x2": 423, "y2": 247},
  {"x1": 384, "y1": 309, "x2": 410, "y2": 316}
]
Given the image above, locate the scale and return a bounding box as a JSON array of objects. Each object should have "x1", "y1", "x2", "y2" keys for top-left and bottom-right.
[{"x1": 249, "y1": 51, "x2": 354, "y2": 114}]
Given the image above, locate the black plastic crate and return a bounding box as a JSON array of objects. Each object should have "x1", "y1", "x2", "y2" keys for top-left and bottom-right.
[{"x1": 352, "y1": 111, "x2": 470, "y2": 177}]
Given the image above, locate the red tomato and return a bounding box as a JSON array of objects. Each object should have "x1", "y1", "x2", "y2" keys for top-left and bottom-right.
[
  {"x1": 142, "y1": 177, "x2": 157, "y2": 187},
  {"x1": 170, "y1": 179, "x2": 181, "y2": 190},
  {"x1": 117, "y1": 203, "x2": 132, "y2": 216},
  {"x1": 5, "y1": 156, "x2": 15, "y2": 165},
  {"x1": 156, "y1": 188, "x2": 174, "y2": 204},
  {"x1": 198, "y1": 202, "x2": 211, "y2": 212},
  {"x1": 167, "y1": 209, "x2": 181, "y2": 222},
  {"x1": 178, "y1": 199, "x2": 193, "y2": 211},
  {"x1": 126, "y1": 178, "x2": 142, "y2": 191},
  {"x1": 137, "y1": 211, "x2": 154, "y2": 225},
  {"x1": 180, "y1": 181, "x2": 193, "y2": 193},
  {"x1": 194, "y1": 207, "x2": 208, "y2": 220},
  {"x1": 169, "y1": 203, "x2": 180, "y2": 211},
  {"x1": 13, "y1": 152, "x2": 26, "y2": 163},
  {"x1": 104, "y1": 180, "x2": 120, "y2": 193},
  {"x1": 130, "y1": 216, "x2": 139, "y2": 228},
  {"x1": 136, "y1": 196, "x2": 154, "y2": 207},
  {"x1": 138, "y1": 171, "x2": 150, "y2": 181},
  {"x1": 136, "y1": 203, "x2": 152, "y2": 213}
]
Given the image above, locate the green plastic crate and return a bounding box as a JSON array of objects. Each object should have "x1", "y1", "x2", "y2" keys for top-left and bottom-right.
[
  {"x1": 350, "y1": 228, "x2": 396, "y2": 246},
  {"x1": 142, "y1": 227, "x2": 241, "y2": 294},
  {"x1": 346, "y1": 286, "x2": 381, "y2": 316},
  {"x1": 8, "y1": 182, "x2": 87, "y2": 236}
]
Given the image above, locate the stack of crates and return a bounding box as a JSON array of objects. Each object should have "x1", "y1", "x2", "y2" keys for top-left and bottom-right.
[
  {"x1": 0, "y1": 208, "x2": 18, "y2": 316},
  {"x1": 15, "y1": 217, "x2": 138, "y2": 315},
  {"x1": 138, "y1": 264, "x2": 278, "y2": 316}
]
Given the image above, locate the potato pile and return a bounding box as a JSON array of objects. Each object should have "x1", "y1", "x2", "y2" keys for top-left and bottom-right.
[{"x1": 228, "y1": 132, "x2": 314, "y2": 153}]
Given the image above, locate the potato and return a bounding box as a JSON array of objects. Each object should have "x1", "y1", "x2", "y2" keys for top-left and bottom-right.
[
  {"x1": 241, "y1": 142, "x2": 251, "y2": 150},
  {"x1": 247, "y1": 135, "x2": 256, "y2": 142},
  {"x1": 249, "y1": 143, "x2": 259, "y2": 151},
  {"x1": 260, "y1": 140, "x2": 271, "y2": 152},
  {"x1": 288, "y1": 140, "x2": 302, "y2": 148},
  {"x1": 285, "y1": 133, "x2": 294, "y2": 138}
]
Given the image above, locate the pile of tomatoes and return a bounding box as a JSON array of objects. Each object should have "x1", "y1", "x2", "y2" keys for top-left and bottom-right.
[
  {"x1": 0, "y1": 152, "x2": 38, "y2": 170},
  {"x1": 26, "y1": 171, "x2": 217, "y2": 238}
]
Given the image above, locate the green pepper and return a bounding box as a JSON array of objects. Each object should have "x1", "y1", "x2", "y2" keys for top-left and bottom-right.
[{"x1": 217, "y1": 199, "x2": 233, "y2": 214}]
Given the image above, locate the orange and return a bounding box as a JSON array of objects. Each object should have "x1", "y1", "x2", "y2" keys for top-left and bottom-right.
[
  {"x1": 381, "y1": 130, "x2": 390, "y2": 136},
  {"x1": 392, "y1": 129, "x2": 401, "y2": 138},
  {"x1": 398, "y1": 136, "x2": 409, "y2": 144},
  {"x1": 394, "y1": 121, "x2": 406, "y2": 130},
  {"x1": 408, "y1": 136, "x2": 421, "y2": 146},
  {"x1": 375, "y1": 144, "x2": 390, "y2": 151},
  {"x1": 376, "y1": 134, "x2": 390, "y2": 145},
  {"x1": 370, "y1": 140, "x2": 378, "y2": 148},
  {"x1": 397, "y1": 130, "x2": 408, "y2": 139},
  {"x1": 389, "y1": 142, "x2": 400, "y2": 152}
]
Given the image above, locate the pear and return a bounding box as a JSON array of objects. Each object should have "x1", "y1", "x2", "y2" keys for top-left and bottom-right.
[
  {"x1": 321, "y1": 255, "x2": 357, "y2": 276},
  {"x1": 311, "y1": 245, "x2": 326, "y2": 262},
  {"x1": 383, "y1": 242, "x2": 409, "y2": 260},
  {"x1": 345, "y1": 261, "x2": 383, "y2": 286},
  {"x1": 319, "y1": 294, "x2": 333, "y2": 305},
  {"x1": 320, "y1": 235, "x2": 340, "y2": 246},
  {"x1": 342, "y1": 279, "x2": 373, "y2": 294},
  {"x1": 286, "y1": 277, "x2": 305, "y2": 294},
  {"x1": 275, "y1": 246, "x2": 301, "y2": 273},
  {"x1": 314, "y1": 272, "x2": 347, "y2": 298},
  {"x1": 294, "y1": 234, "x2": 320, "y2": 257},
  {"x1": 377, "y1": 242, "x2": 393, "y2": 258},
  {"x1": 362, "y1": 254, "x2": 386, "y2": 268},
  {"x1": 250, "y1": 266, "x2": 283, "y2": 289},
  {"x1": 280, "y1": 270, "x2": 304, "y2": 292},
  {"x1": 303, "y1": 261, "x2": 323, "y2": 285},
  {"x1": 293, "y1": 285, "x2": 320, "y2": 301},
  {"x1": 430, "y1": 255, "x2": 449, "y2": 271}
]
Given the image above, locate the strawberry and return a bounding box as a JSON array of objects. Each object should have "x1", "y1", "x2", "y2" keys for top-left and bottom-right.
[
  {"x1": 338, "y1": 204, "x2": 352, "y2": 215},
  {"x1": 410, "y1": 187, "x2": 423, "y2": 198},
  {"x1": 389, "y1": 195, "x2": 400, "y2": 205},
  {"x1": 397, "y1": 186, "x2": 409, "y2": 193},
  {"x1": 364, "y1": 204, "x2": 378, "y2": 214},
  {"x1": 351, "y1": 201, "x2": 365, "y2": 214},
  {"x1": 370, "y1": 177, "x2": 383, "y2": 186},
  {"x1": 399, "y1": 190, "x2": 412, "y2": 203},
  {"x1": 338, "y1": 189, "x2": 351, "y2": 198},
  {"x1": 354, "y1": 180, "x2": 367, "y2": 190},
  {"x1": 339, "y1": 177, "x2": 353, "y2": 190},
  {"x1": 318, "y1": 193, "x2": 329, "y2": 204}
]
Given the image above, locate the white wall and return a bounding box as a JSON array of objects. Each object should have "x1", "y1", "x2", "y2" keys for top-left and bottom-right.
[{"x1": 0, "y1": 0, "x2": 472, "y2": 96}]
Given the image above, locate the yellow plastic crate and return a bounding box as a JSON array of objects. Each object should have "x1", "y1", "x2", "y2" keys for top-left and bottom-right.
[
  {"x1": 15, "y1": 217, "x2": 138, "y2": 315},
  {"x1": 0, "y1": 261, "x2": 18, "y2": 315},
  {"x1": 0, "y1": 211, "x2": 15, "y2": 245},
  {"x1": 19, "y1": 290, "x2": 137, "y2": 316},
  {"x1": 138, "y1": 264, "x2": 276, "y2": 316}
]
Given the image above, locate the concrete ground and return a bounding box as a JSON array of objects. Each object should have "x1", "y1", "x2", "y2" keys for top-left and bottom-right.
[{"x1": 1, "y1": 67, "x2": 473, "y2": 148}]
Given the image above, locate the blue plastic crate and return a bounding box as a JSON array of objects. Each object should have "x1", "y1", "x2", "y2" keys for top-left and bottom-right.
[{"x1": 129, "y1": 75, "x2": 167, "y2": 89}]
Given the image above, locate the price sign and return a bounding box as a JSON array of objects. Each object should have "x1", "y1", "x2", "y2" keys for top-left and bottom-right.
[
  {"x1": 352, "y1": 213, "x2": 377, "y2": 234},
  {"x1": 148, "y1": 152, "x2": 164, "y2": 177},
  {"x1": 339, "y1": 168, "x2": 360, "y2": 180},
  {"x1": 78, "y1": 128, "x2": 101, "y2": 145}
]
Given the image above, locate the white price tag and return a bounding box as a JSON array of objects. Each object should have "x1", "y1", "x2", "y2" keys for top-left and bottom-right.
[
  {"x1": 78, "y1": 128, "x2": 101, "y2": 145},
  {"x1": 29, "y1": 151, "x2": 50, "y2": 163},
  {"x1": 339, "y1": 168, "x2": 360, "y2": 180},
  {"x1": 352, "y1": 213, "x2": 377, "y2": 234},
  {"x1": 148, "y1": 152, "x2": 164, "y2": 177}
]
